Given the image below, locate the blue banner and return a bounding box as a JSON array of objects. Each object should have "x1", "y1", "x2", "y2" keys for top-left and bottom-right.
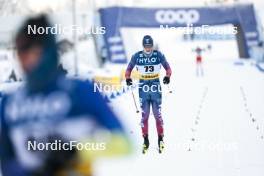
[{"x1": 99, "y1": 4, "x2": 260, "y2": 63}]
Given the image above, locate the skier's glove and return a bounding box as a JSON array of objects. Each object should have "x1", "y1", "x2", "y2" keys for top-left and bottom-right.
[
  {"x1": 163, "y1": 76, "x2": 170, "y2": 84},
  {"x1": 126, "y1": 78, "x2": 133, "y2": 86}
]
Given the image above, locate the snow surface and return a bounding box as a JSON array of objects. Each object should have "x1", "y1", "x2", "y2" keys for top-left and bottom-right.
[
  {"x1": 0, "y1": 57, "x2": 263, "y2": 176},
  {"x1": 94, "y1": 57, "x2": 264, "y2": 176},
  {"x1": 0, "y1": 31, "x2": 263, "y2": 176}
]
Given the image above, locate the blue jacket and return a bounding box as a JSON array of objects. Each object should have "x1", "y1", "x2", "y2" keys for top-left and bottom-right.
[{"x1": 0, "y1": 78, "x2": 124, "y2": 175}]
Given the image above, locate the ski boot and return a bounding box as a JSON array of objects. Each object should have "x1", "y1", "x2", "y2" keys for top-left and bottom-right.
[
  {"x1": 142, "y1": 135, "x2": 149, "y2": 154},
  {"x1": 158, "y1": 135, "x2": 164, "y2": 153}
]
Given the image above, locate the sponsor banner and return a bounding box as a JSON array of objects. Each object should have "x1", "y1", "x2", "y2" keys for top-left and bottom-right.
[{"x1": 99, "y1": 4, "x2": 260, "y2": 63}]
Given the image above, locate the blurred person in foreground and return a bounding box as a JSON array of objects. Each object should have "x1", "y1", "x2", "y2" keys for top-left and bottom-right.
[{"x1": 0, "y1": 15, "x2": 132, "y2": 176}]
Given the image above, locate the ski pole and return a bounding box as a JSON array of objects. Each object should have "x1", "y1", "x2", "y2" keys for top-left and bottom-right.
[{"x1": 131, "y1": 88, "x2": 140, "y2": 113}]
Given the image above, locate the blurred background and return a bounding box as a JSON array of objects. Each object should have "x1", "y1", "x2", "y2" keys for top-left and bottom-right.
[
  {"x1": 0, "y1": 0, "x2": 263, "y2": 83},
  {"x1": 0, "y1": 0, "x2": 264, "y2": 176}
]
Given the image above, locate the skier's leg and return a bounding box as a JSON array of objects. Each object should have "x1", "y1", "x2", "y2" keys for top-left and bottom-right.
[
  {"x1": 151, "y1": 87, "x2": 165, "y2": 153},
  {"x1": 139, "y1": 82, "x2": 151, "y2": 153},
  {"x1": 151, "y1": 92, "x2": 163, "y2": 136},
  {"x1": 198, "y1": 63, "x2": 201, "y2": 76},
  {"x1": 140, "y1": 98, "x2": 151, "y2": 137},
  {"x1": 196, "y1": 63, "x2": 199, "y2": 77},
  {"x1": 140, "y1": 98, "x2": 150, "y2": 153},
  {"x1": 196, "y1": 56, "x2": 199, "y2": 76},
  {"x1": 152, "y1": 98, "x2": 165, "y2": 153},
  {"x1": 139, "y1": 82, "x2": 151, "y2": 136},
  {"x1": 201, "y1": 63, "x2": 204, "y2": 76}
]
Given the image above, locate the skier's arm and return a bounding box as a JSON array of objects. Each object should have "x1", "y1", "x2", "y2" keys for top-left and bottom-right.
[
  {"x1": 78, "y1": 82, "x2": 133, "y2": 161},
  {"x1": 159, "y1": 52, "x2": 172, "y2": 77},
  {"x1": 0, "y1": 97, "x2": 12, "y2": 160},
  {"x1": 0, "y1": 96, "x2": 28, "y2": 175},
  {"x1": 83, "y1": 82, "x2": 125, "y2": 131},
  {"x1": 125, "y1": 54, "x2": 137, "y2": 79}
]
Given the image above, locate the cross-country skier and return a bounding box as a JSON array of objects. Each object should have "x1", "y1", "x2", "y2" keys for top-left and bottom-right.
[
  {"x1": 193, "y1": 46, "x2": 205, "y2": 77},
  {"x1": 0, "y1": 15, "x2": 131, "y2": 176},
  {"x1": 125, "y1": 35, "x2": 172, "y2": 154}
]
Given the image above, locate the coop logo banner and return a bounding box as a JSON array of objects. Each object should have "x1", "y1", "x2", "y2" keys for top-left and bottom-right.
[{"x1": 155, "y1": 9, "x2": 200, "y2": 24}]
